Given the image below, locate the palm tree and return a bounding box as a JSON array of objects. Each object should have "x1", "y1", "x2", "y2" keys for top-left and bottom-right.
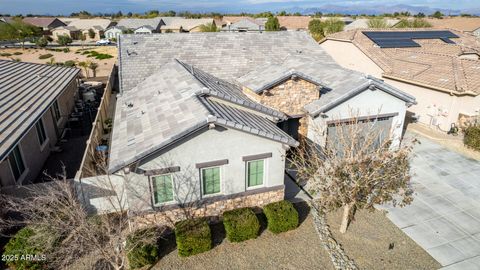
[{"x1": 89, "y1": 62, "x2": 99, "y2": 77}]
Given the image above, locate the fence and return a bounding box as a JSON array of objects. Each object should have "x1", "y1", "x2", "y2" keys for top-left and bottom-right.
[{"x1": 76, "y1": 65, "x2": 117, "y2": 179}]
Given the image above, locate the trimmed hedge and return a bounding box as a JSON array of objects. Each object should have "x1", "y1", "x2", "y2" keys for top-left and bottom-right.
[
  {"x1": 464, "y1": 125, "x2": 480, "y2": 151},
  {"x1": 223, "y1": 207, "x2": 260, "y2": 242},
  {"x1": 3, "y1": 227, "x2": 47, "y2": 270},
  {"x1": 175, "y1": 218, "x2": 212, "y2": 257},
  {"x1": 263, "y1": 200, "x2": 299, "y2": 234},
  {"x1": 126, "y1": 227, "x2": 160, "y2": 269}
]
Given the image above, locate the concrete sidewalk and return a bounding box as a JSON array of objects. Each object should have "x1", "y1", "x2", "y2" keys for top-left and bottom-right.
[{"x1": 378, "y1": 133, "x2": 480, "y2": 269}]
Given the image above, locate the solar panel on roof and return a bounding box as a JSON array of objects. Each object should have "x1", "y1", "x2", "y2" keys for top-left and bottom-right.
[{"x1": 363, "y1": 30, "x2": 459, "y2": 48}]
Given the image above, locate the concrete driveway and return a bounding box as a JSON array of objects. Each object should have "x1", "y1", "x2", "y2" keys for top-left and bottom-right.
[{"x1": 379, "y1": 134, "x2": 480, "y2": 269}]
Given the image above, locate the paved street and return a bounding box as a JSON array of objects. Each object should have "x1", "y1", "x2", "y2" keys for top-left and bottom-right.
[{"x1": 379, "y1": 134, "x2": 480, "y2": 269}]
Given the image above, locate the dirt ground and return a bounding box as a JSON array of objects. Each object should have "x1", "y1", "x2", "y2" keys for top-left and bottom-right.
[
  {"x1": 0, "y1": 46, "x2": 117, "y2": 77},
  {"x1": 150, "y1": 204, "x2": 440, "y2": 270},
  {"x1": 327, "y1": 208, "x2": 441, "y2": 270}
]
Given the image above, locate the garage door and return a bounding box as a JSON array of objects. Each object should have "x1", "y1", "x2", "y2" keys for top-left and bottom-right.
[{"x1": 326, "y1": 115, "x2": 394, "y2": 152}]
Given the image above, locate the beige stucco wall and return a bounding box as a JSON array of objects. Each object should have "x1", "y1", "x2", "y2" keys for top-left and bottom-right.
[
  {"x1": 320, "y1": 40, "x2": 480, "y2": 131},
  {"x1": 0, "y1": 79, "x2": 78, "y2": 187},
  {"x1": 52, "y1": 29, "x2": 72, "y2": 40}
]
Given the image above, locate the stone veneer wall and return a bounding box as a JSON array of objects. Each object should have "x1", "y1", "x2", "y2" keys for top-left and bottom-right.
[
  {"x1": 130, "y1": 187, "x2": 284, "y2": 229},
  {"x1": 242, "y1": 78, "x2": 319, "y2": 139}
]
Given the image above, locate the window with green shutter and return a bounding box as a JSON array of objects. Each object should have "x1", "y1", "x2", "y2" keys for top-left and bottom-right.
[
  {"x1": 202, "y1": 167, "x2": 221, "y2": 195},
  {"x1": 152, "y1": 174, "x2": 174, "y2": 204},
  {"x1": 247, "y1": 160, "x2": 264, "y2": 187}
]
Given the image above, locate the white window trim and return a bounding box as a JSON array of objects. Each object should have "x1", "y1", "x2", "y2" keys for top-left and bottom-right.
[
  {"x1": 52, "y1": 101, "x2": 63, "y2": 126},
  {"x1": 246, "y1": 159, "x2": 267, "y2": 190},
  {"x1": 150, "y1": 173, "x2": 176, "y2": 206},
  {"x1": 36, "y1": 118, "x2": 49, "y2": 152},
  {"x1": 8, "y1": 145, "x2": 29, "y2": 185},
  {"x1": 200, "y1": 165, "x2": 223, "y2": 198}
]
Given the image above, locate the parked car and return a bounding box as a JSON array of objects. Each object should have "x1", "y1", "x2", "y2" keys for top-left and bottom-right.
[{"x1": 96, "y1": 39, "x2": 111, "y2": 45}]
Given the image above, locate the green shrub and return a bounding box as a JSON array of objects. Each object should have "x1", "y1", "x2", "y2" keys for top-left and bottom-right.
[
  {"x1": 126, "y1": 227, "x2": 160, "y2": 269},
  {"x1": 175, "y1": 218, "x2": 212, "y2": 257},
  {"x1": 38, "y1": 53, "x2": 53, "y2": 59},
  {"x1": 0, "y1": 53, "x2": 12, "y2": 57},
  {"x1": 464, "y1": 125, "x2": 480, "y2": 151},
  {"x1": 64, "y1": 60, "x2": 76, "y2": 67},
  {"x1": 63, "y1": 48, "x2": 70, "y2": 53},
  {"x1": 3, "y1": 227, "x2": 47, "y2": 270},
  {"x1": 13, "y1": 52, "x2": 23, "y2": 55},
  {"x1": 223, "y1": 208, "x2": 260, "y2": 242},
  {"x1": 263, "y1": 200, "x2": 299, "y2": 234}
]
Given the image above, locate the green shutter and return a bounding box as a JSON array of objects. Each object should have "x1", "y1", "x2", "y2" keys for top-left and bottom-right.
[
  {"x1": 202, "y1": 167, "x2": 221, "y2": 195},
  {"x1": 248, "y1": 160, "x2": 264, "y2": 187},
  {"x1": 152, "y1": 175, "x2": 173, "y2": 204}
]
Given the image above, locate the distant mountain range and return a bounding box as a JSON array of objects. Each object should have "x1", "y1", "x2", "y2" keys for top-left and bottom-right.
[{"x1": 283, "y1": 4, "x2": 468, "y2": 16}]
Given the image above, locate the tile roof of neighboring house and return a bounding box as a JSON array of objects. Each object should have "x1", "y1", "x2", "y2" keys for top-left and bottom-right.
[
  {"x1": 325, "y1": 28, "x2": 480, "y2": 95},
  {"x1": 53, "y1": 26, "x2": 79, "y2": 32},
  {"x1": 277, "y1": 16, "x2": 312, "y2": 30},
  {"x1": 116, "y1": 18, "x2": 162, "y2": 30},
  {"x1": 109, "y1": 59, "x2": 296, "y2": 172},
  {"x1": 344, "y1": 18, "x2": 400, "y2": 31},
  {"x1": 0, "y1": 17, "x2": 15, "y2": 24},
  {"x1": 221, "y1": 18, "x2": 264, "y2": 31},
  {"x1": 0, "y1": 60, "x2": 79, "y2": 161},
  {"x1": 222, "y1": 16, "x2": 252, "y2": 24},
  {"x1": 22, "y1": 17, "x2": 65, "y2": 28},
  {"x1": 160, "y1": 18, "x2": 214, "y2": 31},
  {"x1": 67, "y1": 19, "x2": 112, "y2": 31},
  {"x1": 426, "y1": 18, "x2": 480, "y2": 32}
]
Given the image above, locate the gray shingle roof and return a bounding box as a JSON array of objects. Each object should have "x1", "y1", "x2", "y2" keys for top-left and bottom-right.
[
  {"x1": 116, "y1": 18, "x2": 162, "y2": 30},
  {"x1": 109, "y1": 59, "x2": 298, "y2": 172},
  {"x1": 0, "y1": 60, "x2": 79, "y2": 161},
  {"x1": 221, "y1": 19, "x2": 264, "y2": 31}
]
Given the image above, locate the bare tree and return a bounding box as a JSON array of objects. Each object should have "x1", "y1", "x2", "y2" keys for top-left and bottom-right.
[{"x1": 289, "y1": 113, "x2": 414, "y2": 233}]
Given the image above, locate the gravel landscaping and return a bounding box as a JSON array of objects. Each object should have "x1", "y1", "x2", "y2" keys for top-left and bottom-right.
[
  {"x1": 327, "y1": 208, "x2": 441, "y2": 270},
  {"x1": 151, "y1": 203, "x2": 440, "y2": 270}
]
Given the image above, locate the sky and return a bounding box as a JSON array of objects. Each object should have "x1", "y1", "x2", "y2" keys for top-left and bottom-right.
[{"x1": 0, "y1": 0, "x2": 479, "y2": 15}]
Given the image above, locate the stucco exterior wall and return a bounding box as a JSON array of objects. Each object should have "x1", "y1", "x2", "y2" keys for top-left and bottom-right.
[
  {"x1": 308, "y1": 87, "x2": 408, "y2": 148},
  {"x1": 105, "y1": 28, "x2": 122, "y2": 39},
  {"x1": 320, "y1": 40, "x2": 480, "y2": 131},
  {"x1": 0, "y1": 79, "x2": 78, "y2": 187},
  {"x1": 124, "y1": 126, "x2": 288, "y2": 214}
]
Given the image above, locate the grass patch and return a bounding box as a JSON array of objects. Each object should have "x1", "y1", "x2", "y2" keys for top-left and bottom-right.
[{"x1": 38, "y1": 53, "x2": 53, "y2": 59}]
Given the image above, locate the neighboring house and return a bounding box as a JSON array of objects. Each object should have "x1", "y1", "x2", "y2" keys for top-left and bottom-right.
[
  {"x1": 52, "y1": 26, "x2": 81, "y2": 40},
  {"x1": 104, "y1": 26, "x2": 125, "y2": 40},
  {"x1": 63, "y1": 19, "x2": 113, "y2": 40},
  {"x1": 427, "y1": 17, "x2": 480, "y2": 37},
  {"x1": 344, "y1": 18, "x2": 400, "y2": 30},
  {"x1": 22, "y1": 17, "x2": 66, "y2": 32},
  {"x1": 159, "y1": 18, "x2": 215, "y2": 33},
  {"x1": 116, "y1": 18, "x2": 163, "y2": 34},
  {"x1": 277, "y1": 16, "x2": 312, "y2": 31},
  {"x1": 321, "y1": 16, "x2": 355, "y2": 25},
  {"x1": 57, "y1": 17, "x2": 80, "y2": 25},
  {"x1": 221, "y1": 18, "x2": 264, "y2": 32},
  {"x1": 0, "y1": 60, "x2": 80, "y2": 187},
  {"x1": 321, "y1": 29, "x2": 480, "y2": 132},
  {"x1": 0, "y1": 17, "x2": 15, "y2": 24},
  {"x1": 90, "y1": 32, "x2": 414, "y2": 225}
]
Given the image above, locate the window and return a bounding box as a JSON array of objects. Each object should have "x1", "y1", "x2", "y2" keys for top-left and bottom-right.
[
  {"x1": 35, "y1": 119, "x2": 47, "y2": 146},
  {"x1": 151, "y1": 174, "x2": 174, "y2": 204},
  {"x1": 247, "y1": 160, "x2": 264, "y2": 187},
  {"x1": 201, "y1": 167, "x2": 221, "y2": 195},
  {"x1": 8, "y1": 146, "x2": 26, "y2": 181},
  {"x1": 52, "y1": 101, "x2": 61, "y2": 122}
]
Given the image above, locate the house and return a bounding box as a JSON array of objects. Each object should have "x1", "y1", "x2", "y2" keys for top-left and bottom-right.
[
  {"x1": 277, "y1": 16, "x2": 312, "y2": 31},
  {"x1": 0, "y1": 17, "x2": 15, "y2": 24},
  {"x1": 22, "y1": 17, "x2": 66, "y2": 32},
  {"x1": 100, "y1": 32, "x2": 414, "y2": 225},
  {"x1": 321, "y1": 29, "x2": 480, "y2": 132},
  {"x1": 115, "y1": 18, "x2": 163, "y2": 34},
  {"x1": 221, "y1": 18, "x2": 264, "y2": 32},
  {"x1": 52, "y1": 26, "x2": 81, "y2": 40},
  {"x1": 344, "y1": 18, "x2": 400, "y2": 30},
  {"x1": 0, "y1": 60, "x2": 80, "y2": 187},
  {"x1": 159, "y1": 18, "x2": 215, "y2": 33},
  {"x1": 427, "y1": 17, "x2": 480, "y2": 37},
  {"x1": 57, "y1": 19, "x2": 112, "y2": 41},
  {"x1": 104, "y1": 26, "x2": 125, "y2": 40}
]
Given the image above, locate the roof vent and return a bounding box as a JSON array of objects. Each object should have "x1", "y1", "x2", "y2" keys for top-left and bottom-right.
[
  {"x1": 126, "y1": 102, "x2": 134, "y2": 108},
  {"x1": 296, "y1": 50, "x2": 302, "y2": 54},
  {"x1": 126, "y1": 50, "x2": 138, "y2": 56},
  {"x1": 133, "y1": 41, "x2": 138, "y2": 45}
]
